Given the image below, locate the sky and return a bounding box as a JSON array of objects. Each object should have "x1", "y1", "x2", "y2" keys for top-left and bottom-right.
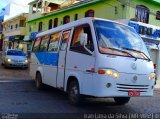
[
  {"x1": 0, "y1": 0, "x2": 33, "y2": 9},
  {"x1": 0, "y1": 0, "x2": 34, "y2": 20}
]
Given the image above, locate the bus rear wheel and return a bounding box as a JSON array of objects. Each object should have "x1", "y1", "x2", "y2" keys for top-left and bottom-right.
[
  {"x1": 114, "y1": 97, "x2": 130, "y2": 105},
  {"x1": 68, "y1": 81, "x2": 81, "y2": 105},
  {"x1": 35, "y1": 72, "x2": 43, "y2": 90}
]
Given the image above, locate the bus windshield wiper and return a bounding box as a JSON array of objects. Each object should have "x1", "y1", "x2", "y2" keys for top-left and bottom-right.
[
  {"x1": 122, "y1": 47, "x2": 151, "y2": 61},
  {"x1": 106, "y1": 47, "x2": 137, "y2": 60}
]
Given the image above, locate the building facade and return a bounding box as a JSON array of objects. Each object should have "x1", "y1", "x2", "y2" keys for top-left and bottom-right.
[
  {"x1": 2, "y1": 13, "x2": 29, "y2": 53},
  {"x1": 27, "y1": 0, "x2": 160, "y2": 79},
  {"x1": 0, "y1": 18, "x2": 3, "y2": 51}
]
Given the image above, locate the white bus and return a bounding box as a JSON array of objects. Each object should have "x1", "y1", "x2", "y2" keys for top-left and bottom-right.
[{"x1": 30, "y1": 17, "x2": 155, "y2": 105}]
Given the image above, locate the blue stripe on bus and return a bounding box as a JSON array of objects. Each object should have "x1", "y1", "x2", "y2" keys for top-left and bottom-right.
[{"x1": 35, "y1": 52, "x2": 58, "y2": 66}]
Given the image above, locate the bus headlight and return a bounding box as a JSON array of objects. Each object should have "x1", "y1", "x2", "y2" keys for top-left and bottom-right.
[
  {"x1": 113, "y1": 72, "x2": 119, "y2": 78},
  {"x1": 98, "y1": 69, "x2": 119, "y2": 79},
  {"x1": 106, "y1": 69, "x2": 119, "y2": 78},
  {"x1": 149, "y1": 73, "x2": 156, "y2": 80},
  {"x1": 106, "y1": 69, "x2": 113, "y2": 76},
  {"x1": 7, "y1": 58, "x2": 12, "y2": 62}
]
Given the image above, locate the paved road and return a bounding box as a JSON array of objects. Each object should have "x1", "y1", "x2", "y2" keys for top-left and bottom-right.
[
  {"x1": 0, "y1": 53, "x2": 160, "y2": 119},
  {"x1": 0, "y1": 79, "x2": 159, "y2": 119}
]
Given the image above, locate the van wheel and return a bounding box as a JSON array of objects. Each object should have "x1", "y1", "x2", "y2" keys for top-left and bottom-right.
[
  {"x1": 35, "y1": 72, "x2": 43, "y2": 90},
  {"x1": 68, "y1": 81, "x2": 81, "y2": 105},
  {"x1": 114, "y1": 97, "x2": 130, "y2": 105}
]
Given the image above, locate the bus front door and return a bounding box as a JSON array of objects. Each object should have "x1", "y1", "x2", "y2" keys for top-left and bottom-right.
[{"x1": 57, "y1": 30, "x2": 71, "y2": 89}]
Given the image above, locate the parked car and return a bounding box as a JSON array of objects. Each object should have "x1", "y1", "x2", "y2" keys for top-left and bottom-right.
[{"x1": 1, "y1": 49, "x2": 28, "y2": 68}]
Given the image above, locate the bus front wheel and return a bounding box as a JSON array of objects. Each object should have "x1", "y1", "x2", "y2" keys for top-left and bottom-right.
[
  {"x1": 35, "y1": 72, "x2": 43, "y2": 90},
  {"x1": 68, "y1": 81, "x2": 81, "y2": 105},
  {"x1": 114, "y1": 97, "x2": 130, "y2": 105}
]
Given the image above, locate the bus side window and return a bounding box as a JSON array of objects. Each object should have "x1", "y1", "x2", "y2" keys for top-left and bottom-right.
[
  {"x1": 48, "y1": 32, "x2": 61, "y2": 52},
  {"x1": 32, "y1": 37, "x2": 42, "y2": 52},
  {"x1": 60, "y1": 30, "x2": 71, "y2": 51},
  {"x1": 39, "y1": 35, "x2": 49, "y2": 52},
  {"x1": 70, "y1": 24, "x2": 94, "y2": 55}
]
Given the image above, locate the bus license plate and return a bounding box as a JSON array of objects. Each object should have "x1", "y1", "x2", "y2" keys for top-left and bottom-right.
[{"x1": 128, "y1": 90, "x2": 140, "y2": 96}]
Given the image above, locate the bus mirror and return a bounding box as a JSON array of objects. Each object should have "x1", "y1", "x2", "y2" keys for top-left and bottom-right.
[
  {"x1": 80, "y1": 33, "x2": 93, "y2": 55},
  {"x1": 80, "y1": 33, "x2": 87, "y2": 46}
]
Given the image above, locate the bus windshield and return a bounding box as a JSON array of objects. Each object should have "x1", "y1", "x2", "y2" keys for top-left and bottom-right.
[{"x1": 94, "y1": 20, "x2": 150, "y2": 60}]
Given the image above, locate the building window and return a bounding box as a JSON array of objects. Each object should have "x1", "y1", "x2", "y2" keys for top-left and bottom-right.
[
  {"x1": 32, "y1": 3, "x2": 36, "y2": 14},
  {"x1": 20, "y1": 20, "x2": 25, "y2": 27},
  {"x1": 156, "y1": 11, "x2": 160, "y2": 20},
  {"x1": 74, "y1": 14, "x2": 78, "y2": 21},
  {"x1": 29, "y1": 26, "x2": 31, "y2": 32},
  {"x1": 63, "y1": 15, "x2": 70, "y2": 24},
  {"x1": 11, "y1": 25, "x2": 13, "y2": 30},
  {"x1": 135, "y1": 5, "x2": 149, "y2": 23},
  {"x1": 85, "y1": 10, "x2": 94, "y2": 17},
  {"x1": 38, "y1": 22, "x2": 43, "y2": 32},
  {"x1": 48, "y1": 19, "x2": 53, "y2": 29},
  {"x1": 15, "y1": 24, "x2": 18, "y2": 29},
  {"x1": 54, "y1": 18, "x2": 58, "y2": 28},
  {"x1": 37, "y1": 1, "x2": 42, "y2": 13}
]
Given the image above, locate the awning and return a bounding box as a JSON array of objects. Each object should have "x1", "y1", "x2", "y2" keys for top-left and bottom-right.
[
  {"x1": 45, "y1": 0, "x2": 66, "y2": 4},
  {"x1": 141, "y1": 36, "x2": 160, "y2": 45},
  {"x1": 23, "y1": 36, "x2": 30, "y2": 41}
]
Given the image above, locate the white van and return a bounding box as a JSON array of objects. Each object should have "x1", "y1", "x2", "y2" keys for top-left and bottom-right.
[{"x1": 30, "y1": 17, "x2": 155, "y2": 105}]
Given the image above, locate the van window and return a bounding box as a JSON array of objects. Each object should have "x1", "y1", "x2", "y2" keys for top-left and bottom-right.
[
  {"x1": 70, "y1": 24, "x2": 94, "y2": 54},
  {"x1": 32, "y1": 37, "x2": 41, "y2": 52},
  {"x1": 48, "y1": 32, "x2": 61, "y2": 51},
  {"x1": 60, "y1": 30, "x2": 71, "y2": 51},
  {"x1": 39, "y1": 35, "x2": 49, "y2": 52}
]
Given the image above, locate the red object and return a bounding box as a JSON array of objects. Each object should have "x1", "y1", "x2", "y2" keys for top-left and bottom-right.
[
  {"x1": 128, "y1": 90, "x2": 140, "y2": 96},
  {"x1": 90, "y1": 68, "x2": 95, "y2": 72}
]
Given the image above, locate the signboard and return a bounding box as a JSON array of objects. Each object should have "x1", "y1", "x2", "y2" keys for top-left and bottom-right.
[
  {"x1": 30, "y1": 32, "x2": 39, "y2": 40},
  {"x1": 128, "y1": 21, "x2": 160, "y2": 40}
]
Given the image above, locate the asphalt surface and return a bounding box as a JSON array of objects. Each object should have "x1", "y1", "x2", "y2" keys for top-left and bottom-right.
[
  {"x1": 0, "y1": 79, "x2": 159, "y2": 119},
  {"x1": 0, "y1": 52, "x2": 160, "y2": 119}
]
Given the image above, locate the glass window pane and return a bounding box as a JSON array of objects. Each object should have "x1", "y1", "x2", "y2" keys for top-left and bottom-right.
[
  {"x1": 70, "y1": 24, "x2": 94, "y2": 54},
  {"x1": 39, "y1": 35, "x2": 49, "y2": 52},
  {"x1": 33, "y1": 37, "x2": 41, "y2": 52},
  {"x1": 60, "y1": 30, "x2": 71, "y2": 51},
  {"x1": 48, "y1": 32, "x2": 61, "y2": 51}
]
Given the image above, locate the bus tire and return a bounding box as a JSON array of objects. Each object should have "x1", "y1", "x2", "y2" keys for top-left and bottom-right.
[
  {"x1": 35, "y1": 72, "x2": 43, "y2": 90},
  {"x1": 68, "y1": 80, "x2": 81, "y2": 105},
  {"x1": 114, "y1": 97, "x2": 130, "y2": 105}
]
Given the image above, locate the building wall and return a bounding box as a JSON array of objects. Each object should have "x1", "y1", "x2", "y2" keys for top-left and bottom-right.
[
  {"x1": 2, "y1": 13, "x2": 28, "y2": 53},
  {"x1": 0, "y1": 19, "x2": 3, "y2": 51},
  {"x1": 27, "y1": 0, "x2": 160, "y2": 36},
  {"x1": 27, "y1": 0, "x2": 126, "y2": 35},
  {"x1": 124, "y1": 0, "x2": 160, "y2": 26},
  {"x1": 3, "y1": 14, "x2": 28, "y2": 37}
]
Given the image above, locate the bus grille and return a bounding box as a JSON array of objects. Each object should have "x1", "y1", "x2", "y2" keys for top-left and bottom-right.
[{"x1": 116, "y1": 83, "x2": 149, "y2": 92}]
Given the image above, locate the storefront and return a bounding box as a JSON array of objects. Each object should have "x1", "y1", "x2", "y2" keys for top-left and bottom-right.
[{"x1": 128, "y1": 21, "x2": 160, "y2": 79}]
